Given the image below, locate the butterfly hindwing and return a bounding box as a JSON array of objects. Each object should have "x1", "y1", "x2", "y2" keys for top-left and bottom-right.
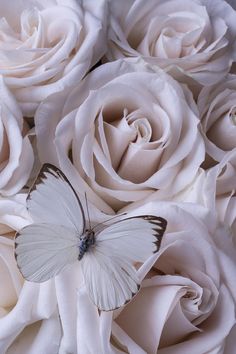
[
  {"x1": 27, "y1": 163, "x2": 85, "y2": 235},
  {"x1": 15, "y1": 223, "x2": 79, "y2": 282},
  {"x1": 81, "y1": 215, "x2": 167, "y2": 311},
  {"x1": 81, "y1": 250, "x2": 140, "y2": 311}
]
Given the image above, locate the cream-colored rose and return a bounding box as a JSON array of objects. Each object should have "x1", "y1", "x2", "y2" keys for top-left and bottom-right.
[
  {"x1": 75, "y1": 202, "x2": 236, "y2": 353},
  {"x1": 0, "y1": 78, "x2": 33, "y2": 196},
  {"x1": 0, "y1": 196, "x2": 61, "y2": 354},
  {"x1": 198, "y1": 74, "x2": 236, "y2": 167},
  {"x1": 106, "y1": 0, "x2": 236, "y2": 87},
  {"x1": 0, "y1": 0, "x2": 107, "y2": 116},
  {"x1": 35, "y1": 59, "x2": 205, "y2": 213}
]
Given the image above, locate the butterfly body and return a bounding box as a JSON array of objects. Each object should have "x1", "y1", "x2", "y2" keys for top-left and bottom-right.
[
  {"x1": 78, "y1": 229, "x2": 95, "y2": 260},
  {"x1": 14, "y1": 163, "x2": 167, "y2": 311}
]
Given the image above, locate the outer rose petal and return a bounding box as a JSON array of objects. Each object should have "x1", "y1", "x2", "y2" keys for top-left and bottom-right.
[
  {"x1": 0, "y1": 194, "x2": 30, "y2": 234},
  {"x1": 0, "y1": 282, "x2": 61, "y2": 354},
  {"x1": 198, "y1": 74, "x2": 236, "y2": 166},
  {"x1": 0, "y1": 78, "x2": 34, "y2": 196},
  {"x1": 171, "y1": 149, "x2": 236, "y2": 245},
  {"x1": 203, "y1": 149, "x2": 236, "y2": 242}
]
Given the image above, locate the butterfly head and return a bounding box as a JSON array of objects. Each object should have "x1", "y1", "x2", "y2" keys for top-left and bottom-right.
[{"x1": 78, "y1": 229, "x2": 95, "y2": 261}]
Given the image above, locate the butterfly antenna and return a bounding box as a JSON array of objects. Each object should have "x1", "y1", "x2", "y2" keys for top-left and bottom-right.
[
  {"x1": 85, "y1": 192, "x2": 91, "y2": 229},
  {"x1": 92, "y1": 212, "x2": 127, "y2": 231}
]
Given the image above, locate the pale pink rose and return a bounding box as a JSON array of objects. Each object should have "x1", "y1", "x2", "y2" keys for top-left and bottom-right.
[
  {"x1": 35, "y1": 59, "x2": 205, "y2": 213},
  {"x1": 106, "y1": 0, "x2": 236, "y2": 87},
  {"x1": 0, "y1": 78, "x2": 33, "y2": 196},
  {"x1": 75, "y1": 202, "x2": 236, "y2": 354},
  {"x1": 198, "y1": 74, "x2": 236, "y2": 167},
  {"x1": 0, "y1": 196, "x2": 61, "y2": 354},
  {"x1": 0, "y1": 0, "x2": 107, "y2": 116}
]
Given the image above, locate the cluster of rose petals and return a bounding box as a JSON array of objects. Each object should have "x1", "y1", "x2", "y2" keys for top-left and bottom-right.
[
  {"x1": 0, "y1": 0, "x2": 107, "y2": 116},
  {"x1": 0, "y1": 78, "x2": 33, "y2": 196},
  {"x1": 171, "y1": 147, "x2": 236, "y2": 248},
  {"x1": 107, "y1": 0, "x2": 236, "y2": 87},
  {"x1": 198, "y1": 74, "x2": 236, "y2": 167},
  {"x1": 35, "y1": 59, "x2": 205, "y2": 212}
]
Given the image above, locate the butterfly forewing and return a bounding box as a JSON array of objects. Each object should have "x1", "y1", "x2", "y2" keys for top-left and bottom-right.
[
  {"x1": 96, "y1": 215, "x2": 167, "y2": 262},
  {"x1": 15, "y1": 223, "x2": 78, "y2": 282},
  {"x1": 81, "y1": 215, "x2": 167, "y2": 311},
  {"x1": 27, "y1": 163, "x2": 85, "y2": 235},
  {"x1": 15, "y1": 163, "x2": 84, "y2": 282}
]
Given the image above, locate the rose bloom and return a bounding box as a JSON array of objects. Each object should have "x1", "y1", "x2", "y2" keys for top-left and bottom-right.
[
  {"x1": 106, "y1": 0, "x2": 236, "y2": 88},
  {"x1": 198, "y1": 74, "x2": 236, "y2": 167},
  {"x1": 35, "y1": 59, "x2": 205, "y2": 213},
  {"x1": 0, "y1": 194, "x2": 61, "y2": 354},
  {"x1": 0, "y1": 0, "x2": 107, "y2": 116},
  {"x1": 0, "y1": 78, "x2": 33, "y2": 196},
  {"x1": 75, "y1": 202, "x2": 236, "y2": 354}
]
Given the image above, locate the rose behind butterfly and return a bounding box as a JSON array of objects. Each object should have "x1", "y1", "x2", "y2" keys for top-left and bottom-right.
[
  {"x1": 0, "y1": 0, "x2": 107, "y2": 117},
  {"x1": 35, "y1": 58, "x2": 205, "y2": 213},
  {"x1": 0, "y1": 197, "x2": 61, "y2": 354},
  {"x1": 76, "y1": 202, "x2": 236, "y2": 353}
]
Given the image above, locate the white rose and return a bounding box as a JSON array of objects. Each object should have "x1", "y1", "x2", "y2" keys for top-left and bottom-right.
[
  {"x1": 106, "y1": 0, "x2": 236, "y2": 87},
  {"x1": 75, "y1": 202, "x2": 236, "y2": 353},
  {"x1": 0, "y1": 196, "x2": 61, "y2": 354},
  {"x1": 198, "y1": 74, "x2": 236, "y2": 167},
  {"x1": 0, "y1": 0, "x2": 107, "y2": 116},
  {"x1": 0, "y1": 78, "x2": 33, "y2": 196},
  {"x1": 35, "y1": 59, "x2": 205, "y2": 213}
]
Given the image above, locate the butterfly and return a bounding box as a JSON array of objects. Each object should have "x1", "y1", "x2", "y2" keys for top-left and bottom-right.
[{"x1": 14, "y1": 164, "x2": 167, "y2": 311}]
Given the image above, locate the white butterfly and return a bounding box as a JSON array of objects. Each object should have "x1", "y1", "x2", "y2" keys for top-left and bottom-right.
[{"x1": 15, "y1": 164, "x2": 167, "y2": 311}]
